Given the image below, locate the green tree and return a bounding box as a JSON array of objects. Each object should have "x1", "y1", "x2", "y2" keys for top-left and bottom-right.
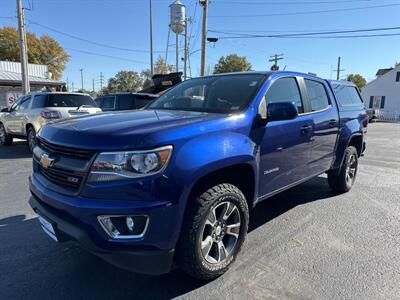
[
  {"x1": 141, "y1": 56, "x2": 175, "y2": 89},
  {"x1": 104, "y1": 70, "x2": 143, "y2": 93},
  {"x1": 0, "y1": 26, "x2": 69, "y2": 80},
  {"x1": 346, "y1": 74, "x2": 367, "y2": 90},
  {"x1": 213, "y1": 54, "x2": 252, "y2": 74}
]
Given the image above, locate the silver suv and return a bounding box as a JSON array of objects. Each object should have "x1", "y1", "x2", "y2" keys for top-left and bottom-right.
[{"x1": 0, "y1": 92, "x2": 101, "y2": 152}]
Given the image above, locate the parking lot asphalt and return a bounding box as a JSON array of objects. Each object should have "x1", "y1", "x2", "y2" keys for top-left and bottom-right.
[{"x1": 0, "y1": 122, "x2": 399, "y2": 300}]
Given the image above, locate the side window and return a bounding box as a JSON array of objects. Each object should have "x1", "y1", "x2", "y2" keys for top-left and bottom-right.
[
  {"x1": 20, "y1": 97, "x2": 31, "y2": 110},
  {"x1": 32, "y1": 95, "x2": 47, "y2": 109},
  {"x1": 118, "y1": 95, "x2": 134, "y2": 110},
  {"x1": 332, "y1": 84, "x2": 353, "y2": 106},
  {"x1": 265, "y1": 77, "x2": 303, "y2": 113},
  {"x1": 347, "y1": 86, "x2": 363, "y2": 104},
  {"x1": 304, "y1": 79, "x2": 330, "y2": 112},
  {"x1": 96, "y1": 96, "x2": 115, "y2": 110},
  {"x1": 10, "y1": 97, "x2": 25, "y2": 112}
]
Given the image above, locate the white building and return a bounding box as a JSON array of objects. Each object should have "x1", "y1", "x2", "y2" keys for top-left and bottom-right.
[
  {"x1": 361, "y1": 64, "x2": 400, "y2": 120},
  {"x1": 0, "y1": 61, "x2": 64, "y2": 109}
]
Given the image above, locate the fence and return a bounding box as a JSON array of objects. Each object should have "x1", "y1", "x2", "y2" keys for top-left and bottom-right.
[{"x1": 375, "y1": 110, "x2": 400, "y2": 122}]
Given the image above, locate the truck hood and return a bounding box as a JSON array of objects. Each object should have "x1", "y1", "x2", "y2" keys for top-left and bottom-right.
[{"x1": 38, "y1": 109, "x2": 228, "y2": 150}]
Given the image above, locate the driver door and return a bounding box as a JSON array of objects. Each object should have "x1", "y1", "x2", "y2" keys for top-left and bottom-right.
[{"x1": 257, "y1": 77, "x2": 314, "y2": 198}]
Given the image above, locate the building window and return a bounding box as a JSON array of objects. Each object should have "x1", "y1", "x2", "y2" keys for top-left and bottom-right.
[
  {"x1": 396, "y1": 72, "x2": 400, "y2": 82},
  {"x1": 369, "y1": 96, "x2": 385, "y2": 109}
]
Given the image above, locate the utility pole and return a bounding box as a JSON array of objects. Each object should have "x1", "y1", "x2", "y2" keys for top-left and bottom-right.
[
  {"x1": 269, "y1": 53, "x2": 284, "y2": 71},
  {"x1": 71, "y1": 82, "x2": 74, "y2": 92},
  {"x1": 79, "y1": 68, "x2": 84, "y2": 91},
  {"x1": 334, "y1": 56, "x2": 345, "y2": 80},
  {"x1": 16, "y1": 0, "x2": 30, "y2": 94},
  {"x1": 92, "y1": 78, "x2": 95, "y2": 93},
  {"x1": 184, "y1": 18, "x2": 188, "y2": 80},
  {"x1": 100, "y1": 72, "x2": 104, "y2": 92},
  {"x1": 176, "y1": 33, "x2": 179, "y2": 72},
  {"x1": 200, "y1": 0, "x2": 208, "y2": 76},
  {"x1": 149, "y1": 0, "x2": 154, "y2": 76},
  {"x1": 66, "y1": 77, "x2": 69, "y2": 92}
]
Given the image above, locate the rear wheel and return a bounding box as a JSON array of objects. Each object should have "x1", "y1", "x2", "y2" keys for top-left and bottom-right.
[
  {"x1": 176, "y1": 183, "x2": 249, "y2": 280},
  {"x1": 0, "y1": 123, "x2": 13, "y2": 146},
  {"x1": 27, "y1": 127, "x2": 36, "y2": 153},
  {"x1": 328, "y1": 146, "x2": 358, "y2": 193}
]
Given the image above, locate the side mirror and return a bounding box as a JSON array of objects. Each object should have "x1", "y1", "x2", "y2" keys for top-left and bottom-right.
[
  {"x1": 256, "y1": 99, "x2": 298, "y2": 125},
  {"x1": 1, "y1": 107, "x2": 9, "y2": 113},
  {"x1": 267, "y1": 102, "x2": 298, "y2": 122}
]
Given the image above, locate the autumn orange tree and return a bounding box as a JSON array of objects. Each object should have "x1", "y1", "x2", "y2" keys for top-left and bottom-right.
[{"x1": 0, "y1": 26, "x2": 69, "y2": 80}]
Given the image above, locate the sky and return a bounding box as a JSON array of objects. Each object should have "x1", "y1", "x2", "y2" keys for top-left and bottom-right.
[{"x1": 0, "y1": 0, "x2": 399, "y2": 91}]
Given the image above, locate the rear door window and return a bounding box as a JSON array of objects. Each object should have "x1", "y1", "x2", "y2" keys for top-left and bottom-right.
[
  {"x1": 332, "y1": 84, "x2": 364, "y2": 106},
  {"x1": 32, "y1": 94, "x2": 47, "y2": 109},
  {"x1": 304, "y1": 79, "x2": 330, "y2": 112},
  {"x1": 265, "y1": 77, "x2": 304, "y2": 113},
  {"x1": 47, "y1": 94, "x2": 96, "y2": 108},
  {"x1": 96, "y1": 96, "x2": 116, "y2": 111},
  {"x1": 118, "y1": 94, "x2": 135, "y2": 110}
]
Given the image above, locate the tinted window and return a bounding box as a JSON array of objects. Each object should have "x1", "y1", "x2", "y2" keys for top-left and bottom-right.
[
  {"x1": 135, "y1": 97, "x2": 154, "y2": 109},
  {"x1": 148, "y1": 74, "x2": 265, "y2": 113},
  {"x1": 333, "y1": 84, "x2": 363, "y2": 106},
  {"x1": 118, "y1": 94, "x2": 134, "y2": 110},
  {"x1": 32, "y1": 94, "x2": 47, "y2": 108},
  {"x1": 47, "y1": 94, "x2": 96, "y2": 108},
  {"x1": 95, "y1": 96, "x2": 115, "y2": 110},
  {"x1": 304, "y1": 79, "x2": 330, "y2": 111},
  {"x1": 265, "y1": 77, "x2": 303, "y2": 113}
]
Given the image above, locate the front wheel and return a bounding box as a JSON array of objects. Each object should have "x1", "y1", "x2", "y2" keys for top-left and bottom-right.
[
  {"x1": 0, "y1": 123, "x2": 13, "y2": 146},
  {"x1": 176, "y1": 183, "x2": 249, "y2": 280},
  {"x1": 328, "y1": 146, "x2": 358, "y2": 193}
]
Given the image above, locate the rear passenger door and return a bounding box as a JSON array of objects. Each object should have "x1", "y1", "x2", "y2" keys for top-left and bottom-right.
[
  {"x1": 258, "y1": 77, "x2": 315, "y2": 197},
  {"x1": 301, "y1": 78, "x2": 339, "y2": 174}
]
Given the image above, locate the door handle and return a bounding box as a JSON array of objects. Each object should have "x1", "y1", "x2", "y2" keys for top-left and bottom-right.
[
  {"x1": 300, "y1": 125, "x2": 312, "y2": 133},
  {"x1": 328, "y1": 119, "x2": 337, "y2": 127}
]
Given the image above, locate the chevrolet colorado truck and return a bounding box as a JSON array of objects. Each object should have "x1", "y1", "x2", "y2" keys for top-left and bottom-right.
[{"x1": 29, "y1": 71, "x2": 367, "y2": 280}]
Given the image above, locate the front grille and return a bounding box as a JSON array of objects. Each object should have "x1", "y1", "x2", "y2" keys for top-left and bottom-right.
[
  {"x1": 37, "y1": 138, "x2": 94, "y2": 159},
  {"x1": 39, "y1": 165, "x2": 83, "y2": 190}
]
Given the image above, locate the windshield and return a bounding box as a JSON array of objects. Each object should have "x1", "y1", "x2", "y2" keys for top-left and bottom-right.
[
  {"x1": 148, "y1": 74, "x2": 265, "y2": 113},
  {"x1": 47, "y1": 94, "x2": 97, "y2": 108}
]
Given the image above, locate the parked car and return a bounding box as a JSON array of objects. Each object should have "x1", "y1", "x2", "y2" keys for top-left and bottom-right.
[
  {"x1": 95, "y1": 93, "x2": 158, "y2": 112},
  {"x1": 366, "y1": 109, "x2": 378, "y2": 122},
  {"x1": 0, "y1": 92, "x2": 101, "y2": 152},
  {"x1": 29, "y1": 71, "x2": 367, "y2": 280}
]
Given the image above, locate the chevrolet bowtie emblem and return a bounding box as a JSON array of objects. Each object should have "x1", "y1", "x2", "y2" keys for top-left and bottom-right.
[{"x1": 40, "y1": 153, "x2": 55, "y2": 169}]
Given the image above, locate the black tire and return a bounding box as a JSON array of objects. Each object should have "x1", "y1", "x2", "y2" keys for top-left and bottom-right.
[
  {"x1": 176, "y1": 183, "x2": 249, "y2": 281},
  {"x1": 27, "y1": 126, "x2": 36, "y2": 153},
  {"x1": 328, "y1": 146, "x2": 358, "y2": 193},
  {"x1": 0, "y1": 123, "x2": 13, "y2": 146}
]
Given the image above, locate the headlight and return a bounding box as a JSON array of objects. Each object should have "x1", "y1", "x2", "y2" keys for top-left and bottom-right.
[{"x1": 88, "y1": 145, "x2": 173, "y2": 182}]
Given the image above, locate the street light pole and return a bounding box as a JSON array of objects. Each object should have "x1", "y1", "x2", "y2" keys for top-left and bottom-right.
[
  {"x1": 200, "y1": 0, "x2": 208, "y2": 76},
  {"x1": 16, "y1": 0, "x2": 30, "y2": 94},
  {"x1": 184, "y1": 19, "x2": 188, "y2": 80},
  {"x1": 149, "y1": 0, "x2": 154, "y2": 76}
]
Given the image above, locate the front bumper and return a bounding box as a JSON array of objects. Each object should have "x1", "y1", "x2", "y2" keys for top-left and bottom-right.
[{"x1": 29, "y1": 194, "x2": 175, "y2": 275}]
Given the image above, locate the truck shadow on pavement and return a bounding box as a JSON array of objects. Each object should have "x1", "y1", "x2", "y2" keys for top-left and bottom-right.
[
  {"x1": 0, "y1": 141, "x2": 32, "y2": 159},
  {"x1": 0, "y1": 176, "x2": 335, "y2": 300}
]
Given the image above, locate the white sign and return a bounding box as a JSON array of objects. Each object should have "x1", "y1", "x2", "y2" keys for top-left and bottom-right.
[{"x1": 6, "y1": 92, "x2": 23, "y2": 108}]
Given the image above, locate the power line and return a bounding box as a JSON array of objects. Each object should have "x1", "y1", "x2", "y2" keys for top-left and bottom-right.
[
  {"x1": 209, "y1": 26, "x2": 400, "y2": 39},
  {"x1": 213, "y1": 0, "x2": 398, "y2": 4},
  {"x1": 210, "y1": 26, "x2": 400, "y2": 38},
  {"x1": 209, "y1": 3, "x2": 400, "y2": 18},
  {"x1": 65, "y1": 48, "x2": 150, "y2": 65},
  {"x1": 27, "y1": 19, "x2": 167, "y2": 53}
]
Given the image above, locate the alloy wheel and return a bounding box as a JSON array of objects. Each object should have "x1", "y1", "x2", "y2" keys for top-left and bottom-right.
[
  {"x1": 0, "y1": 125, "x2": 5, "y2": 144},
  {"x1": 345, "y1": 154, "x2": 357, "y2": 186},
  {"x1": 200, "y1": 201, "x2": 241, "y2": 264}
]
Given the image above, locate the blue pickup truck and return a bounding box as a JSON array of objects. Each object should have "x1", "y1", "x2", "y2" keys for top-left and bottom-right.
[{"x1": 29, "y1": 71, "x2": 367, "y2": 280}]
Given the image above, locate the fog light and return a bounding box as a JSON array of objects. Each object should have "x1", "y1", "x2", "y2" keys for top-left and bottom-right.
[
  {"x1": 97, "y1": 215, "x2": 149, "y2": 240},
  {"x1": 126, "y1": 216, "x2": 135, "y2": 231}
]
